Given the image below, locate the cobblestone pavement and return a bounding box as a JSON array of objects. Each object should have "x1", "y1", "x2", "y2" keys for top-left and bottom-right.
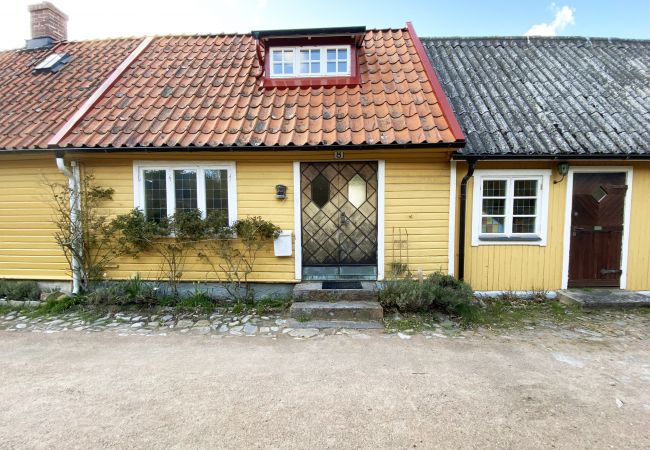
[{"x1": 1, "y1": 307, "x2": 648, "y2": 342}]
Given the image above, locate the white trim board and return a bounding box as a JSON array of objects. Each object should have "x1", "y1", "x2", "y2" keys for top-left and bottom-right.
[
  {"x1": 293, "y1": 162, "x2": 302, "y2": 281},
  {"x1": 292, "y1": 160, "x2": 386, "y2": 281},
  {"x1": 448, "y1": 160, "x2": 457, "y2": 276},
  {"x1": 377, "y1": 160, "x2": 386, "y2": 281},
  {"x1": 560, "y1": 166, "x2": 633, "y2": 290},
  {"x1": 471, "y1": 169, "x2": 552, "y2": 246}
]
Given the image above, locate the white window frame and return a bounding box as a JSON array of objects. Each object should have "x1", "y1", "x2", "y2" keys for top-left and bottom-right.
[
  {"x1": 269, "y1": 45, "x2": 351, "y2": 78},
  {"x1": 132, "y1": 161, "x2": 237, "y2": 225},
  {"x1": 471, "y1": 169, "x2": 551, "y2": 246}
]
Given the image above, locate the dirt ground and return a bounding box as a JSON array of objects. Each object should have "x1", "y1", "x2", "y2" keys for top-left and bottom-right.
[{"x1": 0, "y1": 329, "x2": 648, "y2": 449}]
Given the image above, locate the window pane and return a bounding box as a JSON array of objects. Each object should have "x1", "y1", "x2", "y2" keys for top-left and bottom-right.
[
  {"x1": 513, "y1": 198, "x2": 537, "y2": 215},
  {"x1": 337, "y1": 61, "x2": 347, "y2": 72},
  {"x1": 311, "y1": 49, "x2": 320, "y2": 59},
  {"x1": 482, "y1": 217, "x2": 505, "y2": 233},
  {"x1": 205, "y1": 169, "x2": 229, "y2": 214},
  {"x1": 514, "y1": 179, "x2": 537, "y2": 197},
  {"x1": 327, "y1": 49, "x2": 336, "y2": 59},
  {"x1": 143, "y1": 170, "x2": 167, "y2": 222},
  {"x1": 300, "y1": 50, "x2": 310, "y2": 62},
  {"x1": 482, "y1": 198, "x2": 505, "y2": 215},
  {"x1": 327, "y1": 61, "x2": 336, "y2": 72},
  {"x1": 174, "y1": 169, "x2": 197, "y2": 212},
  {"x1": 348, "y1": 174, "x2": 367, "y2": 208},
  {"x1": 300, "y1": 62, "x2": 310, "y2": 73},
  {"x1": 284, "y1": 63, "x2": 293, "y2": 74},
  {"x1": 512, "y1": 217, "x2": 536, "y2": 233},
  {"x1": 282, "y1": 50, "x2": 293, "y2": 63},
  {"x1": 272, "y1": 63, "x2": 282, "y2": 74},
  {"x1": 311, "y1": 62, "x2": 320, "y2": 73},
  {"x1": 483, "y1": 180, "x2": 506, "y2": 197},
  {"x1": 311, "y1": 174, "x2": 330, "y2": 208},
  {"x1": 338, "y1": 48, "x2": 347, "y2": 59},
  {"x1": 272, "y1": 51, "x2": 282, "y2": 62}
]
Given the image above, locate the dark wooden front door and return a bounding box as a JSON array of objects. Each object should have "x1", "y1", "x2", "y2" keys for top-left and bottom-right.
[
  {"x1": 301, "y1": 162, "x2": 378, "y2": 280},
  {"x1": 568, "y1": 172, "x2": 627, "y2": 287}
]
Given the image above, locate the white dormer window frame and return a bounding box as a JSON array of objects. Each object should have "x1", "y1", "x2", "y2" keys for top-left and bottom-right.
[{"x1": 269, "y1": 45, "x2": 351, "y2": 78}]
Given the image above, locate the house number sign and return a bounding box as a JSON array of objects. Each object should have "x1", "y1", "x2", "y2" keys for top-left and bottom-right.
[{"x1": 333, "y1": 151, "x2": 344, "y2": 160}]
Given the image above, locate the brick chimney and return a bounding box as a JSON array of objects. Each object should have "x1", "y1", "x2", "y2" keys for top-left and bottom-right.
[{"x1": 26, "y1": 2, "x2": 68, "y2": 49}]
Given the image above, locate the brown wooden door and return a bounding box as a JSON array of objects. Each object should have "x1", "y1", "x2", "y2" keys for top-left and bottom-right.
[
  {"x1": 568, "y1": 172, "x2": 627, "y2": 287},
  {"x1": 300, "y1": 162, "x2": 378, "y2": 279}
]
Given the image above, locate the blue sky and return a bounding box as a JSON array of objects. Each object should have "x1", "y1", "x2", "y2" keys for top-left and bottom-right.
[{"x1": 1, "y1": 0, "x2": 648, "y2": 50}]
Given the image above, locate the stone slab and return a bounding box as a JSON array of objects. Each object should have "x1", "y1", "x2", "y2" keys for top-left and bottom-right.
[
  {"x1": 558, "y1": 289, "x2": 650, "y2": 309},
  {"x1": 290, "y1": 300, "x2": 383, "y2": 321},
  {"x1": 287, "y1": 319, "x2": 384, "y2": 330},
  {"x1": 292, "y1": 282, "x2": 379, "y2": 302}
]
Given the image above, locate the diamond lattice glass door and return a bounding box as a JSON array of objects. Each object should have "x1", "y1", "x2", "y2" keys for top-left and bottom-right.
[{"x1": 301, "y1": 162, "x2": 378, "y2": 280}]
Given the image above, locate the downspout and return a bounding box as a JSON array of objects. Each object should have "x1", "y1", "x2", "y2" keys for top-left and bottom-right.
[
  {"x1": 56, "y1": 156, "x2": 81, "y2": 294},
  {"x1": 457, "y1": 158, "x2": 476, "y2": 281}
]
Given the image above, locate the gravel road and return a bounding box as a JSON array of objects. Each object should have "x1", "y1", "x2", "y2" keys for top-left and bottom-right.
[{"x1": 0, "y1": 330, "x2": 648, "y2": 449}]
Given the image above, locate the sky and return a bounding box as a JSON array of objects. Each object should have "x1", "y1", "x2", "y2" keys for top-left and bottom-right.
[{"x1": 0, "y1": 0, "x2": 648, "y2": 50}]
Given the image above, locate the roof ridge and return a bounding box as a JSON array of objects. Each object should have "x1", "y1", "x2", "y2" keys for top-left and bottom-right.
[{"x1": 420, "y1": 35, "x2": 650, "y2": 44}]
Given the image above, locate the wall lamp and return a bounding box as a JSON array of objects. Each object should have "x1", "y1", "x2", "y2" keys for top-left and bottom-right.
[
  {"x1": 275, "y1": 184, "x2": 287, "y2": 199},
  {"x1": 553, "y1": 162, "x2": 570, "y2": 184}
]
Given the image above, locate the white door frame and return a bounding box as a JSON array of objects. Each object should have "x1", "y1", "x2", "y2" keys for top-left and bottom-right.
[
  {"x1": 292, "y1": 160, "x2": 386, "y2": 281},
  {"x1": 561, "y1": 166, "x2": 633, "y2": 289}
]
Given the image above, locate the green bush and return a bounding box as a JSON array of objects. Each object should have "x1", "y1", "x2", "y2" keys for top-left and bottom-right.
[
  {"x1": 87, "y1": 275, "x2": 159, "y2": 306},
  {"x1": 379, "y1": 273, "x2": 476, "y2": 318},
  {"x1": 33, "y1": 294, "x2": 85, "y2": 315},
  {"x1": 0, "y1": 280, "x2": 41, "y2": 301}
]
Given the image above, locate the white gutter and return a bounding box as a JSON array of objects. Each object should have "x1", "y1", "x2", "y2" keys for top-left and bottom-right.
[{"x1": 56, "y1": 157, "x2": 81, "y2": 294}]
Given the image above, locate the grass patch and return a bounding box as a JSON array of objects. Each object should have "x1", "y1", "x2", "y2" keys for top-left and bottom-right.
[
  {"x1": 29, "y1": 295, "x2": 85, "y2": 317},
  {"x1": 465, "y1": 297, "x2": 581, "y2": 329},
  {"x1": 384, "y1": 313, "x2": 439, "y2": 333},
  {"x1": 254, "y1": 297, "x2": 292, "y2": 315}
]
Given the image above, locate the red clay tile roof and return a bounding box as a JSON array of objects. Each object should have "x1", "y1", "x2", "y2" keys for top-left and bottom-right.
[
  {"x1": 0, "y1": 28, "x2": 461, "y2": 151},
  {"x1": 0, "y1": 38, "x2": 141, "y2": 150}
]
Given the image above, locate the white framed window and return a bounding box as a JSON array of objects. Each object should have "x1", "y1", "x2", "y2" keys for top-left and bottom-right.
[
  {"x1": 471, "y1": 169, "x2": 551, "y2": 246},
  {"x1": 133, "y1": 161, "x2": 237, "y2": 224},
  {"x1": 270, "y1": 45, "x2": 351, "y2": 78}
]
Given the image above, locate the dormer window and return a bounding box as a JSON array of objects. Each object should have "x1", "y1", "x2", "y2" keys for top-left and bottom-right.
[
  {"x1": 269, "y1": 46, "x2": 351, "y2": 78},
  {"x1": 252, "y1": 26, "x2": 365, "y2": 88}
]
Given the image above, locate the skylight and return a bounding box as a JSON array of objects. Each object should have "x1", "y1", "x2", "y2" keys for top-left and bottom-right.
[{"x1": 33, "y1": 53, "x2": 71, "y2": 74}]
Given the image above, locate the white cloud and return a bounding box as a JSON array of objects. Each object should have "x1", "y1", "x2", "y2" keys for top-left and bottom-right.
[{"x1": 524, "y1": 5, "x2": 576, "y2": 36}]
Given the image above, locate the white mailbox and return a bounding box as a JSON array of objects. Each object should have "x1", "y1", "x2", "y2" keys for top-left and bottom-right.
[{"x1": 273, "y1": 230, "x2": 292, "y2": 257}]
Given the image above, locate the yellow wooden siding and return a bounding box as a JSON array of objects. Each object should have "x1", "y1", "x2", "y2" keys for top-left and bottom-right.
[
  {"x1": 0, "y1": 155, "x2": 68, "y2": 280},
  {"x1": 75, "y1": 150, "x2": 453, "y2": 283},
  {"x1": 456, "y1": 160, "x2": 650, "y2": 291},
  {"x1": 384, "y1": 156, "x2": 450, "y2": 276},
  {"x1": 624, "y1": 163, "x2": 650, "y2": 290}
]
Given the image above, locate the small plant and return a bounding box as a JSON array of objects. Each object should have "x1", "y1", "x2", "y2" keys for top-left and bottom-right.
[
  {"x1": 46, "y1": 173, "x2": 128, "y2": 290},
  {"x1": 379, "y1": 272, "x2": 476, "y2": 321},
  {"x1": 201, "y1": 215, "x2": 281, "y2": 304},
  {"x1": 31, "y1": 294, "x2": 85, "y2": 316},
  {"x1": 254, "y1": 296, "x2": 292, "y2": 315},
  {"x1": 122, "y1": 274, "x2": 158, "y2": 305},
  {"x1": 0, "y1": 280, "x2": 41, "y2": 301},
  {"x1": 176, "y1": 283, "x2": 216, "y2": 311}
]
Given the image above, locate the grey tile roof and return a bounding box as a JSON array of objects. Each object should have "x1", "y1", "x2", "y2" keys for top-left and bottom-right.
[{"x1": 422, "y1": 36, "x2": 650, "y2": 157}]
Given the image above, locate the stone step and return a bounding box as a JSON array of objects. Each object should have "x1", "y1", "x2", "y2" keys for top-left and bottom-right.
[
  {"x1": 290, "y1": 301, "x2": 383, "y2": 322},
  {"x1": 293, "y1": 281, "x2": 379, "y2": 302},
  {"x1": 287, "y1": 319, "x2": 385, "y2": 330},
  {"x1": 558, "y1": 289, "x2": 650, "y2": 309}
]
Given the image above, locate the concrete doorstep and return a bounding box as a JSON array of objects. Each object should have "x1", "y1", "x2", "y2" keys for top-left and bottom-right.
[{"x1": 558, "y1": 289, "x2": 650, "y2": 309}]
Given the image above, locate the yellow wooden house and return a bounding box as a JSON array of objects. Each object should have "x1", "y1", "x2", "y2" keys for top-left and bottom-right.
[{"x1": 1, "y1": 3, "x2": 649, "y2": 296}]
